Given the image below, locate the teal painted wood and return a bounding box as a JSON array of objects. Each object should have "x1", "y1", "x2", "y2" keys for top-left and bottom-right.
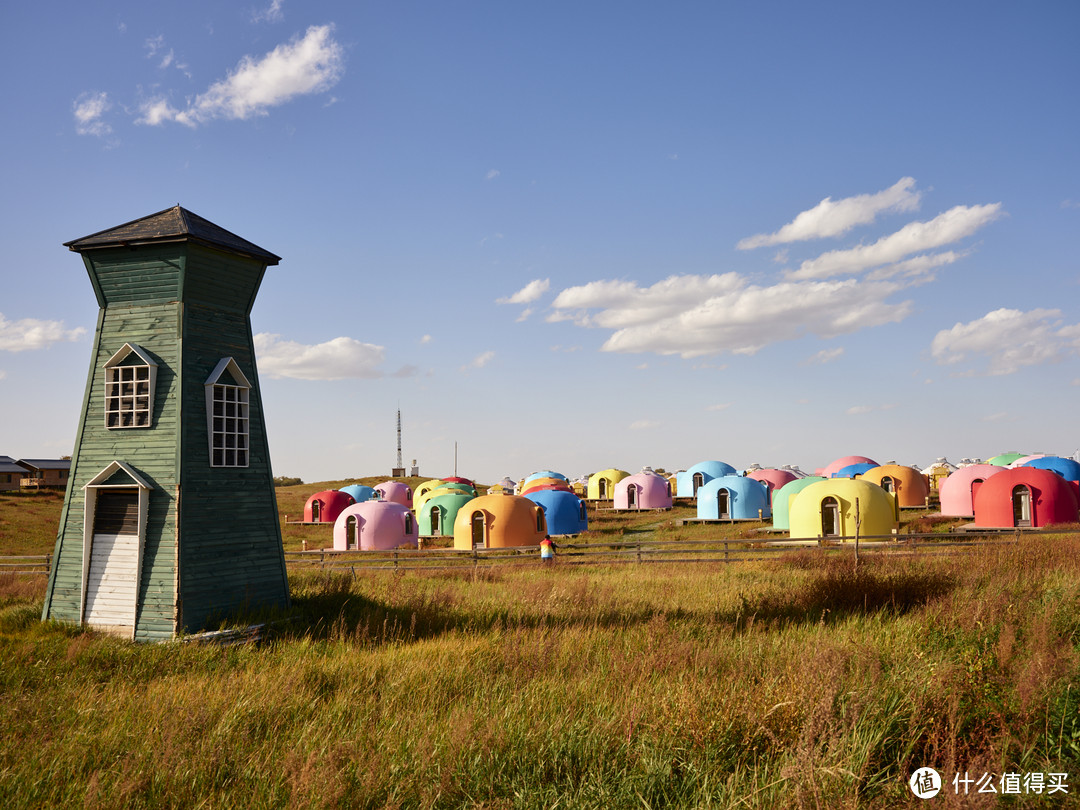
[{"x1": 46, "y1": 219, "x2": 289, "y2": 642}]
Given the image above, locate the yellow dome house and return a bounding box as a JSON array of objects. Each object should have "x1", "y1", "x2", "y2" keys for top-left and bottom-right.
[
  {"x1": 587, "y1": 468, "x2": 630, "y2": 500},
  {"x1": 453, "y1": 494, "x2": 548, "y2": 550},
  {"x1": 788, "y1": 479, "x2": 898, "y2": 540}
]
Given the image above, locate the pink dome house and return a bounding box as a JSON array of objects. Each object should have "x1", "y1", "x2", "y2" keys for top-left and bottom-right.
[
  {"x1": 746, "y1": 468, "x2": 798, "y2": 506},
  {"x1": 973, "y1": 468, "x2": 1079, "y2": 528},
  {"x1": 816, "y1": 455, "x2": 879, "y2": 478},
  {"x1": 374, "y1": 481, "x2": 413, "y2": 508},
  {"x1": 304, "y1": 490, "x2": 355, "y2": 523},
  {"x1": 333, "y1": 501, "x2": 419, "y2": 550},
  {"x1": 614, "y1": 470, "x2": 673, "y2": 511},
  {"x1": 938, "y1": 464, "x2": 1003, "y2": 517}
]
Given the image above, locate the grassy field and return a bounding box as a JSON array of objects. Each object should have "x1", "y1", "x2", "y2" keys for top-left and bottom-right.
[{"x1": 2, "y1": 486, "x2": 1079, "y2": 807}]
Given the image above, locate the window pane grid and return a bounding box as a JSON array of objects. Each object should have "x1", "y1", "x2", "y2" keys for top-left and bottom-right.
[
  {"x1": 211, "y1": 384, "x2": 250, "y2": 468},
  {"x1": 105, "y1": 365, "x2": 151, "y2": 428}
]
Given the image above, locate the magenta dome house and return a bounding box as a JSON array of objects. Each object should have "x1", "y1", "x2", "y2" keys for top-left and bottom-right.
[
  {"x1": 614, "y1": 469, "x2": 673, "y2": 510},
  {"x1": 333, "y1": 501, "x2": 418, "y2": 550},
  {"x1": 972, "y1": 468, "x2": 1079, "y2": 528}
]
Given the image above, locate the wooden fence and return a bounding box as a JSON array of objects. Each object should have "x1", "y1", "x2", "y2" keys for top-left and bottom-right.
[{"x1": 0, "y1": 555, "x2": 51, "y2": 575}]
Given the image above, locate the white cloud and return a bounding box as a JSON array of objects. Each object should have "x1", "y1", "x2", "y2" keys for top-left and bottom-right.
[
  {"x1": 73, "y1": 92, "x2": 112, "y2": 137},
  {"x1": 846, "y1": 405, "x2": 873, "y2": 415},
  {"x1": 254, "y1": 333, "x2": 389, "y2": 380},
  {"x1": 787, "y1": 203, "x2": 1002, "y2": 281},
  {"x1": 420, "y1": 334, "x2": 432, "y2": 344},
  {"x1": 549, "y1": 273, "x2": 912, "y2": 358},
  {"x1": 0, "y1": 314, "x2": 87, "y2": 351},
  {"x1": 930, "y1": 308, "x2": 1080, "y2": 376},
  {"x1": 137, "y1": 97, "x2": 179, "y2": 126},
  {"x1": 498, "y1": 278, "x2": 550, "y2": 305},
  {"x1": 253, "y1": 0, "x2": 286, "y2": 23},
  {"x1": 486, "y1": 169, "x2": 501, "y2": 180},
  {"x1": 461, "y1": 350, "x2": 495, "y2": 371},
  {"x1": 630, "y1": 420, "x2": 659, "y2": 430},
  {"x1": 803, "y1": 347, "x2": 845, "y2": 365},
  {"x1": 140, "y1": 25, "x2": 343, "y2": 127},
  {"x1": 738, "y1": 177, "x2": 921, "y2": 250}
]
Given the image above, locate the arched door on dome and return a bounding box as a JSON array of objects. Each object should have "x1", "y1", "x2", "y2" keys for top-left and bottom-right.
[
  {"x1": 880, "y1": 477, "x2": 895, "y2": 494},
  {"x1": 821, "y1": 497, "x2": 840, "y2": 537},
  {"x1": 1012, "y1": 485, "x2": 1032, "y2": 528},
  {"x1": 971, "y1": 479, "x2": 985, "y2": 504},
  {"x1": 345, "y1": 515, "x2": 358, "y2": 550},
  {"x1": 311, "y1": 500, "x2": 321, "y2": 522},
  {"x1": 598, "y1": 478, "x2": 608, "y2": 499},
  {"x1": 627, "y1": 486, "x2": 637, "y2": 509},
  {"x1": 692, "y1": 473, "x2": 704, "y2": 496},
  {"x1": 430, "y1": 507, "x2": 440, "y2": 535},
  {"x1": 471, "y1": 511, "x2": 486, "y2": 549},
  {"x1": 717, "y1": 489, "x2": 730, "y2": 520}
]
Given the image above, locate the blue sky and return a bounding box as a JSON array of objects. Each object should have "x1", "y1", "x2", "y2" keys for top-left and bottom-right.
[{"x1": 1, "y1": 1, "x2": 1078, "y2": 484}]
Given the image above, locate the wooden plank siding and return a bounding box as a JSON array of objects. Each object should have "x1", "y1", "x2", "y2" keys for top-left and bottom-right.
[{"x1": 44, "y1": 298, "x2": 181, "y2": 640}]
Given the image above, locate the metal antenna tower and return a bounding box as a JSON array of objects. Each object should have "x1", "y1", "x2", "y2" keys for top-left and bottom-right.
[{"x1": 396, "y1": 409, "x2": 403, "y2": 470}]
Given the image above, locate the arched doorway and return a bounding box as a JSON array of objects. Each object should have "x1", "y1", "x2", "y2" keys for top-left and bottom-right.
[
  {"x1": 311, "y1": 500, "x2": 321, "y2": 522},
  {"x1": 598, "y1": 478, "x2": 608, "y2": 499},
  {"x1": 880, "y1": 476, "x2": 895, "y2": 494},
  {"x1": 471, "y1": 511, "x2": 486, "y2": 548},
  {"x1": 717, "y1": 489, "x2": 730, "y2": 520},
  {"x1": 430, "y1": 507, "x2": 440, "y2": 535},
  {"x1": 692, "y1": 472, "x2": 705, "y2": 496},
  {"x1": 821, "y1": 497, "x2": 840, "y2": 537},
  {"x1": 627, "y1": 486, "x2": 637, "y2": 509},
  {"x1": 1012, "y1": 485, "x2": 1032, "y2": 528},
  {"x1": 345, "y1": 515, "x2": 358, "y2": 550}
]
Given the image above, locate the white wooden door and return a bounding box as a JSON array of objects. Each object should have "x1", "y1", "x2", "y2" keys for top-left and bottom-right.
[{"x1": 84, "y1": 490, "x2": 139, "y2": 631}]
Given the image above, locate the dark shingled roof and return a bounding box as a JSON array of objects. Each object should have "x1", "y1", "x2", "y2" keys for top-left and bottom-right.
[
  {"x1": 64, "y1": 206, "x2": 280, "y2": 265},
  {"x1": 18, "y1": 459, "x2": 72, "y2": 471}
]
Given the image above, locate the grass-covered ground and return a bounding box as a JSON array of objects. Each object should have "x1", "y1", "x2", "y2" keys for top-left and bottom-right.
[{"x1": 2, "y1": 486, "x2": 1079, "y2": 807}]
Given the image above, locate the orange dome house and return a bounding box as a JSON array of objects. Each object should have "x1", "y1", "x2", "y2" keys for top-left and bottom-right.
[
  {"x1": 972, "y1": 468, "x2": 1079, "y2": 528},
  {"x1": 453, "y1": 494, "x2": 548, "y2": 550},
  {"x1": 860, "y1": 465, "x2": 931, "y2": 509}
]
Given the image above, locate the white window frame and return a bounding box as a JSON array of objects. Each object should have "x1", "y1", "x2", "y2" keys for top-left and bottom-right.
[
  {"x1": 204, "y1": 358, "x2": 252, "y2": 468},
  {"x1": 103, "y1": 344, "x2": 157, "y2": 429}
]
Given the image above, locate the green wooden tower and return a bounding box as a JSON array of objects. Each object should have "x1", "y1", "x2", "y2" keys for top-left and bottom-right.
[{"x1": 42, "y1": 206, "x2": 290, "y2": 641}]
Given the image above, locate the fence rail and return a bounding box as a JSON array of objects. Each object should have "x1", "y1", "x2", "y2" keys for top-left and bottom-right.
[{"x1": 0, "y1": 555, "x2": 51, "y2": 575}]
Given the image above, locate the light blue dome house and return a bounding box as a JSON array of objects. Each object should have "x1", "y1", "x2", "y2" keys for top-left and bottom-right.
[
  {"x1": 676, "y1": 461, "x2": 737, "y2": 498},
  {"x1": 696, "y1": 476, "x2": 770, "y2": 520}
]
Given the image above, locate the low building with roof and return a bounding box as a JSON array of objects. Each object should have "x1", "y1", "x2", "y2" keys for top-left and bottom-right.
[
  {"x1": 15, "y1": 458, "x2": 72, "y2": 490},
  {"x1": 0, "y1": 456, "x2": 24, "y2": 492}
]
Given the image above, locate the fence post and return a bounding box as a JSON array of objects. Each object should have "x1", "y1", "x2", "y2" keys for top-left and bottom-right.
[
  {"x1": 393, "y1": 551, "x2": 398, "y2": 570},
  {"x1": 724, "y1": 542, "x2": 729, "y2": 563},
  {"x1": 636, "y1": 542, "x2": 642, "y2": 564}
]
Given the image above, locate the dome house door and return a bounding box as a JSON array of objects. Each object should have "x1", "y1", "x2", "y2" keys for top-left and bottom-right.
[{"x1": 821, "y1": 497, "x2": 840, "y2": 538}]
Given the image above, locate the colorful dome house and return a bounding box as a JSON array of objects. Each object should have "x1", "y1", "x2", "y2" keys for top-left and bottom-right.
[
  {"x1": 745, "y1": 468, "x2": 798, "y2": 506},
  {"x1": 1020, "y1": 456, "x2": 1080, "y2": 482},
  {"x1": 333, "y1": 501, "x2": 418, "y2": 551},
  {"x1": 587, "y1": 468, "x2": 630, "y2": 500},
  {"x1": 523, "y1": 470, "x2": 569, "y2": 487},
  {"x1": 676, "y1": 461, "x2": 737, "y2": 498},
  {"x1": 614, "y1": 469, "x2": 673, "y2": 511},
  {"x1": 860, "y1": 465, "x2": 931, "y2": 509},
  {"x1": 972, "y1": 468, "x2": 1079, "y2": 528},
  {"x1": 831, "y1": 462, "x2": 879, "y2": 479},
  {"x1": 453, "y1": 494, "x2": 548, "y2": 550},
  {"x1": 922, "y1": 458, "x2": 957, "y2": 494},
  {"x1": 696, "y1": 476, "x2": 771, "y2": 521},
  {"x1": 374, "y1": 480, "x2": 413, "y2": 508},
  {"x1": 937, "y1": 464, "x2": 1003, "y2": 517},
  {"x1": 788, "y1": 479, "x2": 898, "y2": 540},
  {"x1": 339, "y1": 484, "x2": 376, "y2": 503},
  {"x1": 418, "y1": 491, "x2": 475, "y2": 537},
  {"x1": 816, "y1": 455, "x2": 879, "y2": 478},
  {"x1": 770, "y1": 476, "x2": 826, "y2": 531},
  {"x1": 304, "y1": 490, "x2": 355, "y2": 523},
  {"x1": 524, "y1": 489, "x2": 588, "y2": 536},
  {"x1": 414, "y1": 479, "x2": 445, "y2": 502},
  {"x1": 987, "y1": 452, "x2": 1027, "y2": 467},
  {"x1": 42, "y1": 207, "x2": 290, "y2": 640}
]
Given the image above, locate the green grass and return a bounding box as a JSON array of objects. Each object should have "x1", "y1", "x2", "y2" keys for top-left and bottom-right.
[{"x1": 3, "y1": 484, "x2": 1080, "y2": 807}]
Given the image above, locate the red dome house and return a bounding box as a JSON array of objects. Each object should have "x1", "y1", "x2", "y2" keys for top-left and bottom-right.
[
  {"x1": 972, "y1": 468, "x2": 1079, "y2": 528},
  {"x1": 304, "y1": 490, "x2": 355, "y2": 523},
  {"x1": 333, "y1": 501, "x2": 418, "y2": 551},
  {"x1": 938, "y1": 464, "x2": 1003, "y2": 517},
  {"x1": 860, "y1": 464, "x2": 931, "y2": 509},
  {"x1": 614, "y1": 470, "x2": 673, "y2": 511}
]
